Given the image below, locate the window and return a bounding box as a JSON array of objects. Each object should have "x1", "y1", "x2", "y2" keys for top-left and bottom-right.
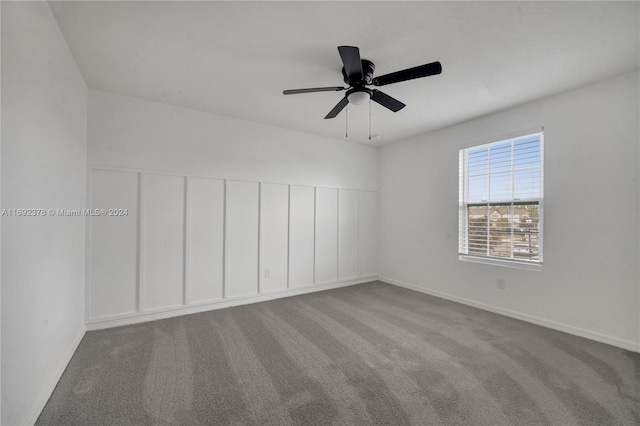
[{"x1": 459, "y1": 130, "x2": 543, "y2": 268}]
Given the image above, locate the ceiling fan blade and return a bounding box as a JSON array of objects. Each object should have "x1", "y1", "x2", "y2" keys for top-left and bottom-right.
[
  {"x1": 372, "y1": 61, "x2": 442, "y2": 87},
  {"x1": 324, "y1": 97, "x2": 349, "y2": 119},
  {"x1": 283, "y1": 86, "x2": 346, "y2": 95},
  {"x1": 371, "y1": 90, "x2": 406, "y2": 112},
  {"x1": 338, "y1": 46, "x2": 363, "y2": 83}
]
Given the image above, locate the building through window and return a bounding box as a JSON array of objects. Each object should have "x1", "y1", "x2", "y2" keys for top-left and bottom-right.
[{"x1": 459, "y1": 131, "x2": 543, "y2": 267}]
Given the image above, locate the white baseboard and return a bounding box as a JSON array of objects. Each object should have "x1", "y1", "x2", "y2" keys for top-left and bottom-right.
[
  {"x1": 87, "y1": 277, "x2": 377, "y2": 331},
  {"x1": 24, "y1": 327, "x2": 86, "y2": 425},
  {"x1": 380, "y1": 276, "x2": 640, "y2": 354}
]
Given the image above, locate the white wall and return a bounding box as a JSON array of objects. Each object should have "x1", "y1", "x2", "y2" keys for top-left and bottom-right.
[
  {"x1": 88, "y1": 89, "x2": 377, "y2": 190},
  {"x1": 378, "y1": 71, "x2": 640, "y2": 351},
  {"x1": 1, "y1": 2, "x2": 88, "y2": 424},
  {"x1": 86, "y1": 90, "x2": 378, "y2": 328}
]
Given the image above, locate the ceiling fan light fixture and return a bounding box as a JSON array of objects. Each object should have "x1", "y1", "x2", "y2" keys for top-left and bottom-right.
[{"x1": 347, "y1": 90, "x2": 370, "y2": 106}]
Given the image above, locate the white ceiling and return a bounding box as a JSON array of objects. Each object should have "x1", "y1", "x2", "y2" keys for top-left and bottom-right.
[{"x1": 49, "y1": 1, "x2": 639, "y2": 146}]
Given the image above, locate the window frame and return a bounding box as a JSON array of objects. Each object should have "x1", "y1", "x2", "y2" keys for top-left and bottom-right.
[{"x1": 458, "y1": 129, "x2": 544, "y2": 271}]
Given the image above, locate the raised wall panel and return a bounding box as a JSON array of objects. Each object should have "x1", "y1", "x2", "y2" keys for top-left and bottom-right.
[
  {"x1": 359, "y1": 190, "x2": 377, "y2": 277},
  {"x1": 86, "y1": 166, "x2": 376, "y2": 326},
  {"x1": 89, "y1": 170, "x2": 139, "y2": 319},
  {"x1": 289, "y1": 185, "x2": 315, "y2": 287},
  {"x1": 338, "y1": 189, "x2": 359, "y2": 280},
  {"x1": 225, "y1": 180, "x2": 259, "y2": 298},
  {"x1": 315, "y1": 187, "x2": 338, "y2": 284},
  {"x1": 259, "y1": 183, "x2": 289, "y2": 293},
  {"x1": 143, "y1": 174, "x2": 185, "y2": 310},
  {"x1": 188, "y1": 177, "x2": 224, "y2": 303}
]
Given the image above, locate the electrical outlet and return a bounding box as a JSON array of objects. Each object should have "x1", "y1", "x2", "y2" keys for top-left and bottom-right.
[
  {"x1": 264, "y1": 269, "x2": 271, "y2": 278},
  {"x1": 496, "y1": 278, "x2": 506, "y2": 289}
]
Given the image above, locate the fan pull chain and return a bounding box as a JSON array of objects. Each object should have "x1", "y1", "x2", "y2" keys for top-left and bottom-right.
[
  {"x1": 345, "y1": 104, "x2": 348, "y2": 138},
  {"x1": 368, "y1": 98, "x2": 372, "y2": 140}
]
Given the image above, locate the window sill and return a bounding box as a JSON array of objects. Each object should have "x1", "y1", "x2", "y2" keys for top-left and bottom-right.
[{"x1": 459, "y1": 254, "x2": 543, "y2": 271}]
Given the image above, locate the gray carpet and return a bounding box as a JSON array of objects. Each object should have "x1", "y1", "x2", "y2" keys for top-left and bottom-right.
[{"x1": 37, "y1": 281, "x2": 640, "y2": 425}]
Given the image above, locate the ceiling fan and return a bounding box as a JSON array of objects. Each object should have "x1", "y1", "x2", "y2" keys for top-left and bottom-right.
[{"x1": 283, "y1": 46, "x2": 442, "y2": 119}]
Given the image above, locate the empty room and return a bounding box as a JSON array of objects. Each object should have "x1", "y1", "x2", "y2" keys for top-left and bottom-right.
[{"x1": 1, "y1": 1, "x2": 639, "y2": 425}]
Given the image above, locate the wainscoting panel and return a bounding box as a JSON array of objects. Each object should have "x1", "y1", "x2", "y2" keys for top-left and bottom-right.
[
  {"x1": 315, "y1": 187, "x2": 338, "y2": 284},
  {"x1": 338, "y1": 189, "x2": 359, "y2": 280},
  {"x1": 225, "y1": 180, "x2": 259, "y2": 298},
  {"x1": 259, "y1": 183, "x2": 289, "y2": 293},
  {"x1": 288, "y1": 185, "x2": 315, "y2": 288},
  {"x1": 359, "y1": 190, "x2": 378, "y2": 277},
  {"x1": 86, "y1": 167, "x2": 377, "y2": 327},
  {"x1": 89, "y1": 170, "x2": 139, "y2": 318},
  {"x1": 142, "y1": 173, "x2": 185, "y2": 311},
  {"x1": 188, "y1": 177, "x2": 224, "y2": 303}
]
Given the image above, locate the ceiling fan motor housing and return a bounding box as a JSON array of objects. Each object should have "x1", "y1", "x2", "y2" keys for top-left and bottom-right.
[{"x1": 342, "y1": 59, "x2": 375, "y2": 86}]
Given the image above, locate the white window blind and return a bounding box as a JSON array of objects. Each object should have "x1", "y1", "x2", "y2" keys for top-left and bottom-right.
[{"x1": 459, "y1": 131, "x2": 543, "y2": 267}]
